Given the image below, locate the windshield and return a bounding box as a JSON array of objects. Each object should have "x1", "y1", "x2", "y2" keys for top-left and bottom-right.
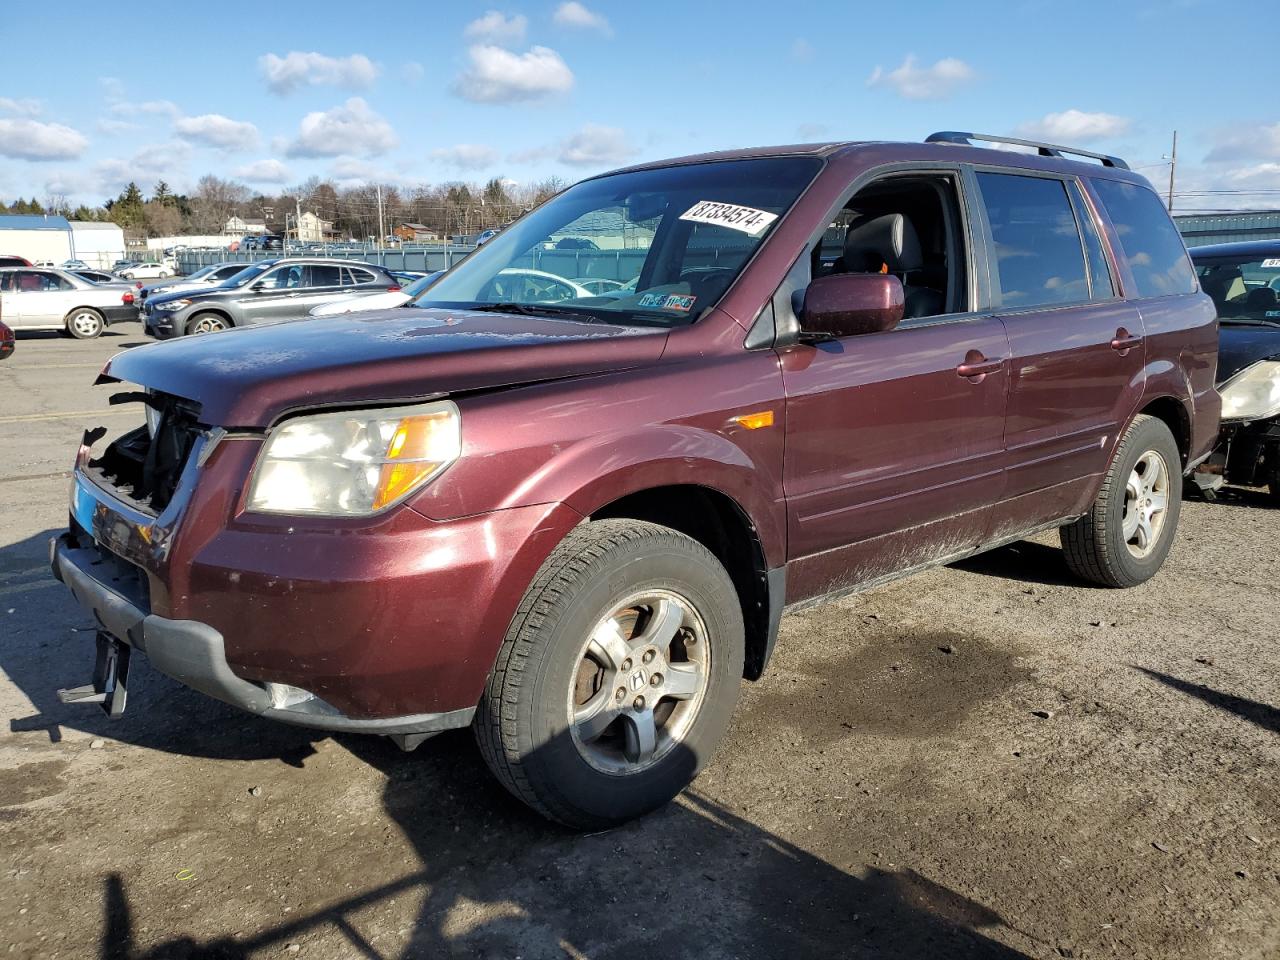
[
  {"x1": 223, "y1": 263, "x2": 271, "y2": 288},
  {"x1": 419, "y1": 157, "x2": 821, "y2": 326},
  {"x1": 1195, "y1": 254, "x2": 1280, "y2": 322}
]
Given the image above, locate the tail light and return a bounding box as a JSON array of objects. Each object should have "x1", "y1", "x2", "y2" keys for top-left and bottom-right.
[{"x1": 122, "y1": 292, "x2": 135, "y2": 304}]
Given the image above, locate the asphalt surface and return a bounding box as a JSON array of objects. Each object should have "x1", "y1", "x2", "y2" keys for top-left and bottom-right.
[{"x1": 1, "y1": 324, "x2": 1277, "y2": 959}]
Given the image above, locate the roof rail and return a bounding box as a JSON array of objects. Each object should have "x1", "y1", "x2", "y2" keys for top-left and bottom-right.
[{"x1": 925, "y1": 131, "x2": 1130, "y2": 170}]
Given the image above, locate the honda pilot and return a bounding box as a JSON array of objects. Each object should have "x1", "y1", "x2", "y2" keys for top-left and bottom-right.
[{"x1": 53, "y1": 132, "x2": 1219, "y2": 828}]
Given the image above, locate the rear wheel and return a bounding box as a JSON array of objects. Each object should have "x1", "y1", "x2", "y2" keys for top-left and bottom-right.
[
  {"x1": 1061, "y1": 414, "x2": 1182, "y2": 587},
  {"x1": 186, "y1": 313, "x2": 229, "y2": 335},
  {"x1": 65, "y1": 308, "x2": 104, "y2": 339},
  {"x1": 475, "y1": 519, "x2": 744, "y2": 829}
]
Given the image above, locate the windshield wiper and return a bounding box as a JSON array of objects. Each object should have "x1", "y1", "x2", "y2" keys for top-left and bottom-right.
[
  {"x1": 465, "y1": 302, "x2": 607, "y2": 325},
  {"x1": 1219, "y1": 317, "x2": 1280, "y2": 329}
]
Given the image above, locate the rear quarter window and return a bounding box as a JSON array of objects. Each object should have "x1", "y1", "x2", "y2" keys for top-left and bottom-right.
[{"x1": 1092, "y1": 179, "x2": 1197, "y2": 299}]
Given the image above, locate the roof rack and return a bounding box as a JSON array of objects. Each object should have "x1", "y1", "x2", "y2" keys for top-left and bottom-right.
[{"x1": 925, "y1": 131, "x2": 1130, "y2": 170}]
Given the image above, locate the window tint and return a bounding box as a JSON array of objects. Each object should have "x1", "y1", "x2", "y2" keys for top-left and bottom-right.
[
  {"x1": 306, "y1": 264, "x2": 342, "y2": 287},
  {"x1": 346, "y1": 267, "x2": 377, "y2": 285},
  {"x1": 1092, "y1": 179, "x2": 1196, "y2": 298},
  {"x1": 977, "y1": 172, "x2": 1089, "y2": 310},
  {"x1": 1067, "y1": 182, "x2": 1115, "y2": 299}
]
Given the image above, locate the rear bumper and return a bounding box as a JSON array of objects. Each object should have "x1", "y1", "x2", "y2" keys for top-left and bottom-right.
[
  {"x1": 50, "y1": 533, "x2": 475, "y2": 736},
  {"x1": 102, "y1": 305, "x2": 140, "y2": 326}
]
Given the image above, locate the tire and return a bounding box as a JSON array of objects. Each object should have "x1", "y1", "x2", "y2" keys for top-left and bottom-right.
[
  {"x1": 1061, "y1": 414, "x2": 1182, "y2": 587},
  {"x1": 475, "y1": 519, "x2": 745, "y2": 830},
  {"x1": 186, "y1": 313, "x2": 230, "y2": 335},
  {"x1": 65, "y1": 307, "x2": 104, "y2": 339}
]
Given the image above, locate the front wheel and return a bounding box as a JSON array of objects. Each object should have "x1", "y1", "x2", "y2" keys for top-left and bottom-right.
[
  {"x1": 186, "y1": 313, "x2": 230, "y2": 335},
  {"x1": 65, "y1": 308, "x2": 104, "y2": 339},
  {"x1": 1061, "y1": 414, "x2": 1182, "y2": 587},
  {"x1": 475, "y1": 519, "x2": 744, "y2": 829}
]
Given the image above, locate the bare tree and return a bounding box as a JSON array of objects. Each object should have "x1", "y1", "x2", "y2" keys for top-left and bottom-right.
[{"x1": 190, "y1": 175, "x2": 251, "y2": 234}]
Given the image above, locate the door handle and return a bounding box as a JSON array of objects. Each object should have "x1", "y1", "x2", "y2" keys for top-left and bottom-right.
[
  {"x1": 1111, "y1": 328, "x2": 1142, "y2": 353},
  {"x1": 956, "y1": 351, "x2": 1002, "y2": 382}
]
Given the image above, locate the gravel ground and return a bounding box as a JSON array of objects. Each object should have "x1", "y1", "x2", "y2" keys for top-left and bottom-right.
[{"x1": 1, "y1": 325, "x2": 1277, "y2": 959}]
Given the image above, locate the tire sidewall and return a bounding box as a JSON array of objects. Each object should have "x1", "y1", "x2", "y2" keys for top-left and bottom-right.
[
  {"x1": 66, "y1": 308, "x2": 103, "y2": 339},
  {"x1": 1103, "y1": 418, "x2": 1183, "y2": 584},
  {"x1": 519, "y1": 536, "x2": 743, "y2": 826}
]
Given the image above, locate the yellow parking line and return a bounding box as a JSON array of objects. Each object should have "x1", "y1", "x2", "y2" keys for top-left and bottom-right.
[{"x1": 0, "y1": 409, "x2": 137, "y2": 424}]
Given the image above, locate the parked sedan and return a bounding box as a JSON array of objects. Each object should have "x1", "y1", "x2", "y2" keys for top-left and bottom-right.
[
  {"x1": 309, "y1": 271, "x2": 443, "y2": 316},
  {"x1": 143, "y1": 258, "x2": 400, "y2": 337},
  {"x1": 0, "y1": 267, "x2": 139, "y2": 338},
  {"x1": 141, "y1": 262, "x2": 245, "y2": 301},
  {"x1": 119, "y1": 261, "x2": 173, "y2": 280},
  {"x1": 72, "y1": 269, "x2": 125, "y2": 285}
]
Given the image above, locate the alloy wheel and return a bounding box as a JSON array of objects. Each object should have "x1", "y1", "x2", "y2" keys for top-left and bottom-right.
[
  {"x1": 1122, "y1": 450, "x2": 1169, "y2": 558},
  {"x1": 70, "y1": 311, "x2": 101, "y2": 337},
  {"x1": 568, "y1": 590, "x2": 710, "y2": 775}
]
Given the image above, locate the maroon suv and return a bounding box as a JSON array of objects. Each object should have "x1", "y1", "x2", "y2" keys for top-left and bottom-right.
[{"x1": 53, "y1": 132, "x2": 1219, "y2": 828}]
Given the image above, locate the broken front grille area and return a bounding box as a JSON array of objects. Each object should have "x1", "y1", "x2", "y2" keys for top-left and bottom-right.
[{"x1": 85, "y1": 391, "x2": 204, "y2": 515}]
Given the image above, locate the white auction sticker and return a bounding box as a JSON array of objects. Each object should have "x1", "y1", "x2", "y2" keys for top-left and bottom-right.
[
  {"x1": 1262, "y1": 258, "x2": 1280, "y2": 268},
  {"x1": 679, "y1": 200, "x2": 778, "y2": 236}
]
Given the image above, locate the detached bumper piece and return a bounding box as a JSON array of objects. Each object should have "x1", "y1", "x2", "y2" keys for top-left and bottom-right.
[{"x1": 50, "y1": 533, "x2": 474, "y2": 745}]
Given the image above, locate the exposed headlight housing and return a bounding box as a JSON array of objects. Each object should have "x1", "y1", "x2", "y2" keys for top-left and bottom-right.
[
  {"x1": 1219, "y1": 360, "x2": 1280, "y2": 421},
  {"x1": 246, "y1": 400, "x2": 461, "y2": 516}
]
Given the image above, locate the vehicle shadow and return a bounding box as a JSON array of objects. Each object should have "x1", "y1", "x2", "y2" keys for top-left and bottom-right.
[
  {"x1": 1134, "y1": 666, "x2": 1280, "y2": 735},
  {"x1": 1201, "y1": 485, "x2": 1277, "y2": 510},
  {"x1": 96, "y1": 730, "x2": 1036, "y2": 960},
  {"x1": 950, "y1": 539, "x2": 1080, "y2": 588},
  {"x1": 2, "y1": 527, "x2": 324, "y2": 763}
]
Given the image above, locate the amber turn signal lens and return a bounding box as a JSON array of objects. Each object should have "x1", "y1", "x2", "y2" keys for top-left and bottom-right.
[
  {"x1": 372, "y1": 411, "x2": 458, "y2": 510},
  {"x1": 731, "y1": 410, "x2": 775, "y2": 430}
]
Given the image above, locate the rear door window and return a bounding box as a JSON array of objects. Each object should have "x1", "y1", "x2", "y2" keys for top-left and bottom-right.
[
  {"x1": 1091, "y1": 179, "x2": 1197, "y2": 299},
  {"x1": 976, "y1": 172, "x2": 1090, "y2": 310},
  {"x1": 305, "y1": 264, "x2": 342, "y2": 287}
]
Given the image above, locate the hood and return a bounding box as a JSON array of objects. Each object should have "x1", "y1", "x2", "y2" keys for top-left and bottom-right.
[
  {"x1": 102, "y1": 307, "x2": 668, "y2": 428},
  {"x1": 1217, "y1": 323, "x2": 1280, "y2": 384}
]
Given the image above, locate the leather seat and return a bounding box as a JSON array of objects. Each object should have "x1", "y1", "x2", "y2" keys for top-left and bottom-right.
[{"x1": 840, "y1": 213, "x2": 944, "y2": 319}]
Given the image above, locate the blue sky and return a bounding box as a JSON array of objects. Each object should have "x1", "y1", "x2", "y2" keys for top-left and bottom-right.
[{"x1": 1, "y1": 0, "x2": 1277, "y2": 211}]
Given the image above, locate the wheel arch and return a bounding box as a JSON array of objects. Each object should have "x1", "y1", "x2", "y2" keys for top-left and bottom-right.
[
  {"x1": 1136, "y1": 395, "x2": 1192, "y2": 469},
  {"x1": 185, "y1": 307, "x2": 236, "y2": 332},
  {"x1": 588, "y1": 483, "x2": 783, "y2": 681}
]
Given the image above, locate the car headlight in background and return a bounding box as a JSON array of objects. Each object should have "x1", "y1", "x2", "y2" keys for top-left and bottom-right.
[
  {"x1": 1219, "y1": 360, "x2": 1280, "y2": 421},
  {"x1": 246, "y1": 401, "x2": 461, "y2": 516}
]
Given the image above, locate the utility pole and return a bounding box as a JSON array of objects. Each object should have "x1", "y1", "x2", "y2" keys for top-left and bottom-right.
[
  {"x1": 375, "y1": 182, "x2": 386, "y2": 250},
  {"x1": 295, "y1": 196, "x2": 303, "y2": 245},
  {"x1": 1167, "y1": 130, "x2": 1178, "y2": 212}
]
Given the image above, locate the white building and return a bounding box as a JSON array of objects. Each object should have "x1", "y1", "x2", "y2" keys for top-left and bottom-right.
[
  {"x1": 225, "y1": 216, "x2": 268, "y2": 236},
  {"x1": 69, "y1": 221, "x2": 125, "y2": 268},
  {"x1": 0, "y1": 214, "x2": 73, "y2": 264},
  {"x1": 296, "y1": 211, "x2": 335, "y2": 243}
]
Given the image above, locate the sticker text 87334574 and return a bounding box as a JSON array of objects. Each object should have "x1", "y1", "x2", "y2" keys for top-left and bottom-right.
[{"x1": 679, "y1": 201, "x2": 778, "y2": 236}]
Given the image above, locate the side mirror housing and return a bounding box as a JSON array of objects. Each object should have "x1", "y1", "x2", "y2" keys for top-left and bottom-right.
[{"x1": 799, "y1": 273, "x2": 904, "y2": 340}]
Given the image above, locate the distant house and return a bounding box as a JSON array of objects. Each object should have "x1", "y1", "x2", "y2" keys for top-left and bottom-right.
[
  {"x1": 394, "y1": 222, "x2": 438, "y2": 242},
  {"x1": 296, "y1": 211, "x2": 336, "y2": 243},
  {"x1": 224, "y1": 216, "x2": 267, "y2": 236}
]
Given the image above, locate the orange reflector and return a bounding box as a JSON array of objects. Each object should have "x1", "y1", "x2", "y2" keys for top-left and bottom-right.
[{"x1": 731, "y1": 410, "x2": 775, "y2": 430}]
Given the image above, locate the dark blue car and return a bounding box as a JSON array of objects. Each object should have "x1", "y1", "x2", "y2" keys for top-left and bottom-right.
[{"x1": 1191, "y1": 239, "x2": 1280, "y2": 501}]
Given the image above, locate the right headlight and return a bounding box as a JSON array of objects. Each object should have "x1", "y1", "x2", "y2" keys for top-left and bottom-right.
[
  {"x1": 246, "y1": 400, "x2": 461, "y2": 516},
  {"x1": 1219, "y1": 359, "x2": 1280, "y2": 421}
]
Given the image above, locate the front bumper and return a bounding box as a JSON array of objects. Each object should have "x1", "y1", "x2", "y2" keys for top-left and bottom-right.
[
  {"x1": 142, "y1": 304, "x2": 181, "y2": 338},
  {"x1": 1209, "y1": 418, "x2": 1280, "y2": 489},
  {"x1": 51, "y1": 532, "x2": 475, "y2": 736}
]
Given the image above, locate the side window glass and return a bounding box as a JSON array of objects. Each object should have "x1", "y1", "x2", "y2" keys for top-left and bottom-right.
[
  {"x1": 977, "y1": 172, "x2": 1090, "y2": 310},
  {"x1": 349, "y1": 268, "x2": 376, "y2": 285},
  {"x1": 1068, "y1": 181, "x2": 1116, "y2": 299},
  {"x1": 1092, "y1": 179, "x2": 1197, "y2": 299},
  {"x1": 306, "y1": 265, "x2": 342, "y2": 287}
]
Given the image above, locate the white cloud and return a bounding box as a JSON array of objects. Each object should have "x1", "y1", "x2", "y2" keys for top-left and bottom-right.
[
  {"x1": 234, "y1": 159, "x2": 291, "y2": 183},
  {"x1": 286, "y1": 98, "x2": 398, "y2": 158},
  {"x1": 400, "y1": 61, "x2": 425, "y2": 84},
  {"x1": 552, "y1": 2, "x2": 612, "y2": 34},
  {"x1": 0, "y1": 118, "x2": 88, "y2": 161},
  {"x1": 95, "y1": 118, "x2": 141, "y2": 136},
  {"x1": 0, "y1": 97, "x2": 42, "y2": 117},
  {"x1": 791, "y1": 39, "x2": 814, "y2": 62},
  {"x1": 93, "y1": 141, "x2": 193, "y2": 196},
  {"x1": 867, "y1": 55, "x2": 974, "y2": 100},
  {"x1": 259, "y1": 52, "x2": 379, "y2": 95},
  {"x1": 464, "y1": 11, "x2": 528, "y2": 44},
  {"x1": 558, "y1": 123, "x2": 635, "y2": 167},
  {"x1": 430, "y1": 143, "x2": 499, "y2": 170},
  {"x1": 174, "y1": 113, "x2": 260, "y2": 150},
  {"x1": 1205, "y1": 122, "x2": 1280, "y2": 163},
  {"x1": 1018, "y1": 109, "x2": 1132, "y2": 143},
  {"x1": 453, "y1": 45, "x2": 574, "y2": 104}
]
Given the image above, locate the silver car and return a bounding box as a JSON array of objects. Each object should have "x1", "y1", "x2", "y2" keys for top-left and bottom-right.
[{"x1": 0, "y1": 267, "x2": 140, "y2": 338}]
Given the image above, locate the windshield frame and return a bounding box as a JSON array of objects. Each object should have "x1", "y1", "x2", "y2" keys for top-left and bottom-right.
[{"x1": 415, "y1": 156, "x2": 825, "y2": 328}]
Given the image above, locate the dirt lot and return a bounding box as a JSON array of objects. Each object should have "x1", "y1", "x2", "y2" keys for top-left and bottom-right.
[{"x1": 1, "y1": 324, "x2": 1277, "y2": 959}]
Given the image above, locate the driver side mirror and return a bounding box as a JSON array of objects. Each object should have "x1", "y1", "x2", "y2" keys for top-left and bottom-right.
[{"x1": 799, "y1": 273, "x2": 904, "y2": 340}]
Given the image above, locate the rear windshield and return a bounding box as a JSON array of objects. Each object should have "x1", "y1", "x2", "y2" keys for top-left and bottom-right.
[
  {"x1": 418, "y1": 157, "x2": 822, "y2": 327},
  {"x1": 1194, "y1": 253, "x2": 1280, "y2": 322}
]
